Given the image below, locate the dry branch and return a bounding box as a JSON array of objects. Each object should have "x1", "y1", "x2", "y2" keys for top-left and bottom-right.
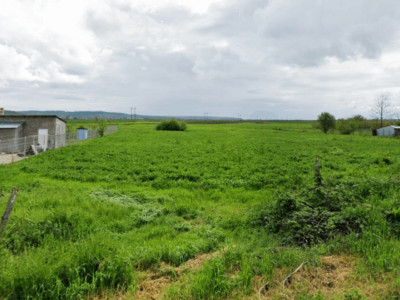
[
  {"x1": 258, "y1": 282, "x2": 269, "y2": 300},
  {"x1": 0, "y1": 189, "x2": 18, "y2": 240},
  {"x1": 282, "y1": 262, "x2": 305, "y2": 289}
]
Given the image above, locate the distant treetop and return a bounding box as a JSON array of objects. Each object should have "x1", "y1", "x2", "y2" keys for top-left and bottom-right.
[{"x1": 317, "y1": 112, "x2": 336, "y2": 134}]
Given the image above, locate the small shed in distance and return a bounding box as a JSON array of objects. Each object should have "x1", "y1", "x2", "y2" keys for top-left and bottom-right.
[
  {"x1": 77, "y1": 128, "x2": 88, "y2": 140},
  {"x1": 0, "y1": 115, "x2": 66, "y2": 152},
  {"x1": 376, "y1": 125, "x2": 400, "y2": 137}
]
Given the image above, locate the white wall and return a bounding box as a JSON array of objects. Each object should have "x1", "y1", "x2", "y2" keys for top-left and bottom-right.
[{"x1": 377, "y1": 126, "x2": 395, "y2": 136}]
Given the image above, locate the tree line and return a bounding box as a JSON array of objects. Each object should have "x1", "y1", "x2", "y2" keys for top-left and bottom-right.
[{"x1": 317, "y1": 94, "x2": 397, "y2": 135}]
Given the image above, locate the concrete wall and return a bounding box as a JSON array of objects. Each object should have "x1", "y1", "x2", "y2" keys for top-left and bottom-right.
[
  {"x1": 0, "y1": 126, "x2": 23, "y2": 140},
  {"x1": 0, "y1": 126, "x2": 24, "y2": 153},
  {"x1": 54, "y1": 118, "x2": 66, "y2": 148}
]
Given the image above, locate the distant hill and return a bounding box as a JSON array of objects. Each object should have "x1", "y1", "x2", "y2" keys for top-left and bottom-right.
[
  {"x1": 14, "y1": 110, "x2": 239, "y2": 121},
  {"x1": 4, "y1": 110, "x2": 21, "y2": 115},
  {"x1": 18, "y1": 110, "x2": 131, "y2": 120}
]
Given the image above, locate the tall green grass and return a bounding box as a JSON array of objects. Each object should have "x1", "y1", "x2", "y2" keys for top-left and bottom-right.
[{"x1": 1, "y1": 121, "x2": 400, "y2": 298}]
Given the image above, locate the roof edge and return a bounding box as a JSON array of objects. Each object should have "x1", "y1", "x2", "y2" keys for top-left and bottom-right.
[{"x1": 0, "y1": 115, "x2": 66, "y2": 123}]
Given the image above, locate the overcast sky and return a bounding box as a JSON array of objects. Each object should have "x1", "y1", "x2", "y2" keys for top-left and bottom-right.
[{"x1": 1, "y1": 0, "x2": 400, "y2": 119}]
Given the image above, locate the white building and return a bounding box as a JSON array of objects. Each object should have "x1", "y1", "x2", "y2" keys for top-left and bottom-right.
[{"x1": 376, "y1": 125, "x2": 400, "y2": 137}]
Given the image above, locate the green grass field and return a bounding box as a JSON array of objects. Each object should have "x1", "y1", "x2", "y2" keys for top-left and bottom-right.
[{"x1": 1, "y1": 121, "x2": 400, "y2": 299}]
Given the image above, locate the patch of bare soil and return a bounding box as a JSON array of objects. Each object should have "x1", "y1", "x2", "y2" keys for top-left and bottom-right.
[
  {"x1": 135, "y1": 250, "x2": 222, "y2": 300},
  {"x1": 0, "y1": 154, "x2": 27, "y2": 165},
  {"x1": 255, "y1": 255, "x2": 391, "y2": 299}
]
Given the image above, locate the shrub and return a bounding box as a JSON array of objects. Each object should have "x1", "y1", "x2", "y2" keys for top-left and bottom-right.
[
  {"x1": 156, "y1": 119, "x2": 187, "y2": 131},
  {"x1": 252, "y1": 182, "x2": 369, "y2": 246},
  {"x1": 250, "y1": 163, "x2": 376, "y2": 246}
]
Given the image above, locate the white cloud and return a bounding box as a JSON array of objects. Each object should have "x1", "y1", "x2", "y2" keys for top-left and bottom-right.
[
  {"x1": 0, "y1": 44, "x2": 36, "y2": 81},
  {"x1": 0, "y1": 0, "x2": 112, "y2": 84}
]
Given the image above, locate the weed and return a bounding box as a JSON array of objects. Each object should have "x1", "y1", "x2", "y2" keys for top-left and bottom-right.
[{"x1": 189, "y1": 257, "x2": 233, "y2": 299}]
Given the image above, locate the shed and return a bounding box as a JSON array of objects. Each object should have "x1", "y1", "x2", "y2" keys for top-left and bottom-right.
[
  {"x1": 77, "y1": 128, "x2": 88, "y2": 140},
  {"x1": 0, "y1": 115, "x2": 66, "y2": 153},
  {"x1": 376, "y1": 125, "x2": 400, "y2": 137}
]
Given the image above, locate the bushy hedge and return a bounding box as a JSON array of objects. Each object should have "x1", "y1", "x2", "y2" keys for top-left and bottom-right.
[
  {"x1": 337, "y1": 115, "x2": 369, "y2": 135},
  {"x1": 156, "y1": 119, "x2": 187, "y2": 131}
]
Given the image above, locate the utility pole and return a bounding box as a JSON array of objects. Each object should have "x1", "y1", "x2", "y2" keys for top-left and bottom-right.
[
  {"x1": 130, "y1": 107, "x2": 133, "y2": 121},
  {"x1": 134, "y1": 107, "x2": 137, "y2": 121}
]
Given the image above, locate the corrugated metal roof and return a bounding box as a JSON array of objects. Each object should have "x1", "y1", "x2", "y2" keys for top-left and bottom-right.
[
  {"x1": 379, "y1": 125, "x2": 400, "y2": 129},
  {"x1": 0, "y1": 123, "x2": 23, "y2": 129}
]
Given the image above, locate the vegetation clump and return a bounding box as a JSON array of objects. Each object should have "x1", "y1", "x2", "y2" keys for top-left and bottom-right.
[
  {"x1": 156, "y1": 119, "x2": 187, "y2": 131},
  {"x1": 254, "y1": 181, "x2": 369, "y2": 245},
  {"x1": 337, "y1": 115, "x2": 369, "y2": 135},
  {"x1": 97, "y1": 120, "x2": 107, "y2": 137},
  {"x1": 251, "y1": 161, "x2": 382, "y2": 246}
]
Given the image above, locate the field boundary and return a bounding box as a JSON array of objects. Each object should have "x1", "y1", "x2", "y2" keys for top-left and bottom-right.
[{"x1": 0, "y1": 125, "x2": 117, "y2": 163}]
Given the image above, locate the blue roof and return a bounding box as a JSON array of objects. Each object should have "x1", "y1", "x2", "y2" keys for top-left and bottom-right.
[{"x1": 0, "y1": 122, "x2": 23, "y2": 129}]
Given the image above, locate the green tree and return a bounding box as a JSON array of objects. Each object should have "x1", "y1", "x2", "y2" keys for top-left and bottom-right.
[{"x1": 317, "y1": 112, "x2": 336, "y2": 134}]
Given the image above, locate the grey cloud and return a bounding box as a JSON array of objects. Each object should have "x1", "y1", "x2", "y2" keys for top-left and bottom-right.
[
  {"x1": 204, "y1": 0, "x2": 400, "y2": 66},
  {"x1": 192, "y1": 47, "x2": 243, "y2": 79},
  {"x1": 3, "y1": 0, "x2": 400, "y2": 119},
  {"x1": 85, "y1": 10, "x2": 122, "y2": 36}
]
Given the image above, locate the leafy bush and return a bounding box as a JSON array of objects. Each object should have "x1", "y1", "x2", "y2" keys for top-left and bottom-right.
[{"x1": 156, "y1": 119, "x2": 187, "y2": 131}]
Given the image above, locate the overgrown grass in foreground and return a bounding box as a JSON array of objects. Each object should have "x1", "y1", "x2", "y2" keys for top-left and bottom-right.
[{"x1": 1, "y1": 122, "x2": 400, "y2": 298}]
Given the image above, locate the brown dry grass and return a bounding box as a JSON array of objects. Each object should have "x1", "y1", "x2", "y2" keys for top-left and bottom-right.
[
  {"x1": 135, "y1": 250, "x2": 222, "y2": 300},
  {"x1": 93, "y1": 254, "x2": 394, "y2": 300},
  {"x1": 253, "y1": 255, "x2": 393, "y2": 300}
]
